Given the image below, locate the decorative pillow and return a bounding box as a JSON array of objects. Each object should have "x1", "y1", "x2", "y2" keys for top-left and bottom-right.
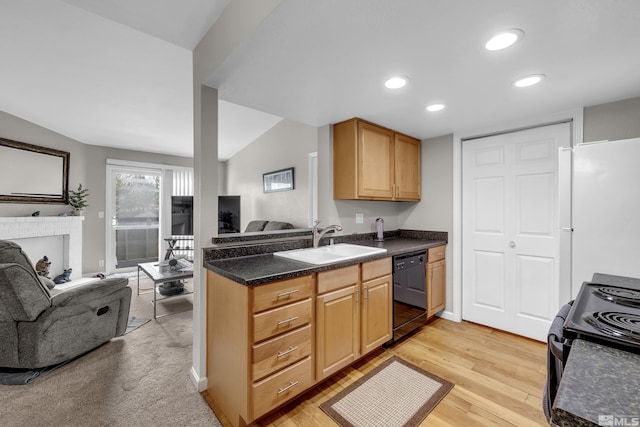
[
  {"x1": 263, "y1": 221, "x2": 294, "y2": 231},
  {"x1": 245, "y1": 220, "x2": 269, "y2": 232},
  {"x1": 38, "y1": 276, "x2": 56, "y2": 290}
]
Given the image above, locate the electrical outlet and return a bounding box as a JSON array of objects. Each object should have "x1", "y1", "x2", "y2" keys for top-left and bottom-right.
[
  {"x1": 98, "y1": 259, "x2": 105, "y2": 267},
  {"x1": 355, "y1": 213, "x2": 364, "y2": 224}
]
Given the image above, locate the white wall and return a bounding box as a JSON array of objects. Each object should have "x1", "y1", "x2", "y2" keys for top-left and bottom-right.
[
  {"x1": 400, "y1": 134, "x2": 454, "y2": 312},
  {"x1": 584, "y1": 96, "x2": 640, "y2": 142},
  {"x1": 225, "y1": 119, "x2": 317, "y2": 230}
]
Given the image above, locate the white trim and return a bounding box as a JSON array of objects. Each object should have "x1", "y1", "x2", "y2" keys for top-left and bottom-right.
[
  {"x1": 189, "y1": 365, "x2": 208, "y2": 392},
  {"x1": 438, "y1": 310, "x2": 455, "y2": 322},
  {"x1": 452, "y1": 108, "x2": 584, "y2": 323},
  {"x1": 106, "y1": 158, "x2": 193, "y2": 173},
  {"x1": 105, "y1": 164, "x2": 163, "y2": 274},
  {"x1": 308, "y1": 151, "x2": 318, "y2": 228}
]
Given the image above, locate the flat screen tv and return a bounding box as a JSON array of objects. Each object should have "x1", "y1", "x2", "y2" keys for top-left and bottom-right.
[{"x1": 171, "y1": 196, "x2": 193, "y2": 236}]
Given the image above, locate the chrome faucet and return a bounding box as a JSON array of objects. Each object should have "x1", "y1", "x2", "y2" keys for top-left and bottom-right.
[{"x1": 312, "y1": 220, "x2": 343, "y2": 248}]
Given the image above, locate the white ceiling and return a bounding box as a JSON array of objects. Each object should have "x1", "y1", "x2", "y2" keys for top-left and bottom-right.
[
  {"x1": 2, "y1": 1, "x2": 640, "y2": 161},
  {"x1": 209, "y1": 0, "x2": 640, "y2": 140}
]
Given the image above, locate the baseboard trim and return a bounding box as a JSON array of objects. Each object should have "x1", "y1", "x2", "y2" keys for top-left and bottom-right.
[
  {"x1": 190, "y1": 366, "x2": 208, "y2": 392},
  {"x1": 439, "y1": 310, "x2": 456, "y2": 322}
]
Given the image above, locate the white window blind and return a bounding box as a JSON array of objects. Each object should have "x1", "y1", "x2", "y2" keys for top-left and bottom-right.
[{"x1": 173, "y1": 168, "x2": 194, "y2": 196}]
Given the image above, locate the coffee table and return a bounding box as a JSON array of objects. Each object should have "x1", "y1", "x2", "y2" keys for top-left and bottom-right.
[{"x1": 137, "y1": 259, "x2": 194, "y2": 319}]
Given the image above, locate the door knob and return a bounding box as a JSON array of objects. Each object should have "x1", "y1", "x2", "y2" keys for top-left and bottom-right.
[{"x1": 509, "y1": 241, "x2": 516, "y2": 248}]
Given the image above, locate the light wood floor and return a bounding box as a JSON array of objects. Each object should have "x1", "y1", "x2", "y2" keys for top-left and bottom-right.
[{"x1": 203, "y1": 318, "x2": 548, "y2": 426}]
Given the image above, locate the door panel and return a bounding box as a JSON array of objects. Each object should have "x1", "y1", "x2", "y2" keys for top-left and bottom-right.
[
  {"x1": 474, "y1": 251, "x2": 505, "y2": 311},
  {"x1": 516, "y1": 255, "x2": 554, "y2": 320},
  {"x1": 357, "y1": 122, "x2": 394, "y2": 199},
  {"x1": 463, "y1": 123, "x2": 570, "y2": 341}
]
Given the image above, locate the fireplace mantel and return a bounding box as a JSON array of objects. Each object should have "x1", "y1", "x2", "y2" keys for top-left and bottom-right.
[{"x1": 0, "y1": 216, "x2": 84, "y2": 280}]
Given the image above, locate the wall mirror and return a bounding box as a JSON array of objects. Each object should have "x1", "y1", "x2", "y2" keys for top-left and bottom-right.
[{"x1": 0, "y1": 137, "x2": 70, "y2": 204}]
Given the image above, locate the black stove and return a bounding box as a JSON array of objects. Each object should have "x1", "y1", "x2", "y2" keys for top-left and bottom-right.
[
  {"x1": 545, "y1": 278, "x2": 640, "y2": 422},
  {"x1": 563, "y1": 282, "x2": 640, "y2": 355}
]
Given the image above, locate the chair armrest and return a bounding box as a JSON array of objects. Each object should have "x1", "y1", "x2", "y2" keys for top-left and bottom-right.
[{"x1": 50, "y1": 277, "x2": 129, "y2": 307}]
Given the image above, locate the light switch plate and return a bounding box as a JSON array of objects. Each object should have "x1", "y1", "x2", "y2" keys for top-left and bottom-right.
[{"x1": 355, "y1": 213, "x2": 364, "y2": 224}]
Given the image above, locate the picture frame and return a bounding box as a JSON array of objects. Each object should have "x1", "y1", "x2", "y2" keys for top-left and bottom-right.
[
  {"x1": 263, "y1": 167, "x2": 294, "y2": 193},
  {"x1": 0, "y1": 137, "x2": 70, "y2": 204}
]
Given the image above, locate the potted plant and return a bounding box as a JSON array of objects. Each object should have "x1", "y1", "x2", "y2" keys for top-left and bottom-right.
[
  {"x1": 68, "y1": 184, "x2": 89, "y2": 216},
  {"x1": 218, "y1": 210, "x2": 233, "y2": 230}
]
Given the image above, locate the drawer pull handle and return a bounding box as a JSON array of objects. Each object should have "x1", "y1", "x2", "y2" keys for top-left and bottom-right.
[
  {"x1": 277, "y1": 346, "x2": 298, "y2": 358},
  {"x1": 277, "y1": 316, "x2": 299, "y2": 326},
  {"x1": 277, "y1": 289, "x2": 299, "y2": 298},
  {"x1": 277, "y1": 381, "x2": 299, "y2": 394}
]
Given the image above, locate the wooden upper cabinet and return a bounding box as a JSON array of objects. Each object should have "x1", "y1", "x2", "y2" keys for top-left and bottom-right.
[
  {"x1": 333, "y1": 117, "x2": 421, "y2": 201},
  {"x1": 357, "y1": 121, "x2": 395, "y2": 199},
  {"x1": 394, "y1": 133, "x2": 421, "y2": 201}
]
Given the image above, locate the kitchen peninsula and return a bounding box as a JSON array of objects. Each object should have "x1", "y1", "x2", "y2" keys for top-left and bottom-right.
[{"x1": 202, "y1": 229, "x2": 446, "y2": 426}]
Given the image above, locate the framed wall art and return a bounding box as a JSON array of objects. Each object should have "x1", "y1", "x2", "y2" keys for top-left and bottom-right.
[{"x1": 263, "y1": 167, "x2": 294, "y2": 193}]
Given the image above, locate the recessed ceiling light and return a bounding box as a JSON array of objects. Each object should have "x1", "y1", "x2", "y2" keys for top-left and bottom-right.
[
  {"x1": 514, "y1": 74, "x2": 545, "y2": 88},
  {"x1": 385, "y1": 76, "x2": 408, "y2": 89},
  {"x1": 485, "y1": 29, "x2": 524, "y2": 51},
  {"x1": 426, "y1": 104, "x2": 445, "y2": 112}
]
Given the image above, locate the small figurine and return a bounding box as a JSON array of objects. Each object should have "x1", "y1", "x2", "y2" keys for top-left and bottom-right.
[
  {"x1": 53, "y1": 268, "x2": 73, "y2": 284},
  {"x1": 35, "y1": 256, "x2": 51, "y2": 278}
]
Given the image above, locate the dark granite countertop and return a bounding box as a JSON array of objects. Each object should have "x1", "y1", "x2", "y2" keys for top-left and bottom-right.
[
  {"x1": 552, "y1": 272, "x2": 640, "y2": 426},
  {"x1": 204, "y1": 236, "x2": 446, "y2": 286},
  {"x1": 552, "y1": 339, "x2": 640, "y2": 427}
]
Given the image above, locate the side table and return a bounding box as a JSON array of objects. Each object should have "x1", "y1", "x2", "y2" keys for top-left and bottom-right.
[{"x1": 137, "y1": 259, "x2": 194, "y2": 319}]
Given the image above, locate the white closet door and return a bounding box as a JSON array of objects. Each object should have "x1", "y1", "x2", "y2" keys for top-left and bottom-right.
[{"x1": 462, "y1": 123, "x2": 570, "y2": 341}]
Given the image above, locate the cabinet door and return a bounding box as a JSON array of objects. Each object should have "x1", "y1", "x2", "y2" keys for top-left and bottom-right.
[
  {"x1": 394, "y1": 133, "x2": 421, "y2": 201},
  {"x1": 357, "y1": 121, "x2": 395, "y2": 199},
  {"x1": 361, "y1": 274, "x2": 392, "y2": 355},
  {"x1": 427, "y1": 259, "x2": 446, "y2": 318},
  {"x1": 316, "y1": 285, "x2": 360, "y2": 380}
]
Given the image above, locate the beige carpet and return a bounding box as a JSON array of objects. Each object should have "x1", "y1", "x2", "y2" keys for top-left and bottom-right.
[
  {"x1": 0, "y1": 278, "x2": 222, "y2": 427},
  {"x1": 320, "y1": 356, "x2": 454, "y2": 427}
]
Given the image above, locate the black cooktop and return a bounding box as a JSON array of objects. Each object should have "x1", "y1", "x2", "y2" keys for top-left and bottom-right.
[{"x1": 564, "y1": 282, "x2": 640, "y2": 352}]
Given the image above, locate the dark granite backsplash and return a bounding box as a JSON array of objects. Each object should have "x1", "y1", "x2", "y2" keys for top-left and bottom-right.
[{"x1": 203, "y1": 229, "x2": 448, "y2": 263}]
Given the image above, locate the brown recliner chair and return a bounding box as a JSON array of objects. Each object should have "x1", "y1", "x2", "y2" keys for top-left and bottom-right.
[{"x1": 0, "y1": 240, "x2": 131, "y2": 369}]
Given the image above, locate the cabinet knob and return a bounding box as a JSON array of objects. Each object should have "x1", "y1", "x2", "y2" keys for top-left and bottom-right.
[{"x1": 509, "y1": 241, "x2": 516, "y2": 248}]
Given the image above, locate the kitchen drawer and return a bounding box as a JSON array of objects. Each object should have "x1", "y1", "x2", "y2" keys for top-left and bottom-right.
[
  {"x1": 428, "y1": 245, "x2": 445, "y2": 262},
  {"x1": 362, "y1": 257, "x2": 392, "y2": 281},
  {"x1": 317, "y1": 264, "x2": 359, "y2": 294},
  {"x1": 253, "y1": 298, "x2": 312, "y2": 343},
  {"x1": 252, "y1": 324, "x2": 312, "y2": 381},
  {"x1": 251, "y1": 356, "x2": 313, "y2": 420},
  {"x1": 252, "y1": 275, "x2": 312, "y2": 313}
]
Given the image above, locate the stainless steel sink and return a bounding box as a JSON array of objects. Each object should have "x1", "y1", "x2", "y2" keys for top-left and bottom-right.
[{"x1": 274, "y1": 243, "x2": 386, "y2": 265}]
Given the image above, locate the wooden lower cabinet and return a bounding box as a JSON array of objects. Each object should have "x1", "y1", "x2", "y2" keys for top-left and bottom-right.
[
  {"x1": 427, "y1": 245, "x2": 446, "y2": 318},
  {"x1": 315, "y1": 258, "x2": 392, "y2": 381},
  {"x1": 361, "y1": 274, "x2": 393, "y2": 354},
  {"x1": 251, "y1": 356, "x2": 313, "y2": 420},
  {"x1": 206, "y1": 271, "x2": 314, "y2": 427},
  {"x1": 316, "y1": 284, "x2": 360, "y2": 379},
  {"x1": 206, "y1": 257, "x2": 393, "y2": 426}
]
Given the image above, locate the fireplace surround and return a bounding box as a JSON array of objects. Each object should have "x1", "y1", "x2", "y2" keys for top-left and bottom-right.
[{"x1": 0, "y1": 216, "x2": 84, "y2": 281}]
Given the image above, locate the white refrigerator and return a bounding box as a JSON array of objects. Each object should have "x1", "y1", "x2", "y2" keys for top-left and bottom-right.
[{"x1": 560, "y1": 137, "x2": 640, "y2": 298}]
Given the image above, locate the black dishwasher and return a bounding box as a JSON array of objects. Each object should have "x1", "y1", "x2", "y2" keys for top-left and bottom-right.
[{"x1": 390, "y1": 251, "x2": 427, "y2": 343}]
